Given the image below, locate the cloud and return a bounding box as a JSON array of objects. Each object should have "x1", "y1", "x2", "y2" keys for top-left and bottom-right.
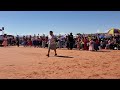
[{"x1": 97, "y1": 29, "x2": 100, "y2": 33}]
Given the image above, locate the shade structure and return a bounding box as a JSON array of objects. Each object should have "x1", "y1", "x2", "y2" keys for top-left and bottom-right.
[
  {"x1": 108, "y1": 28, "x2": 120, "y2": 35},
  {"x1": 99, "y1": 34, "x2": 105, "y2": 39}
]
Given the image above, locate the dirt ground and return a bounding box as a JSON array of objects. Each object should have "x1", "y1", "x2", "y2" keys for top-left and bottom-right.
[{"x1": 0, "y1": 46, "x2": 120, "y2": 79}]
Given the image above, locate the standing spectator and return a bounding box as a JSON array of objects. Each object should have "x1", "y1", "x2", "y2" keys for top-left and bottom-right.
[
  {"x1": 23, "y1": 36, "x2": 27, "y2": 47},
  {"x1": 95, "y1": 37, "x2": 99, "y2": 51},
  {"x1": 68, "y1": 33, "x2": 74, "y2": 50},
  {"x1": 16, "y1": 35, "x2": 20, "y2": 47},
  {"x1": 0, "y1": 35, "x2": 3, "y2": 46},
  {"x1": 9, "y1": 37, "x2": 12, "y2": 46},
  {"x1": 2, "y1": 34, "x2": 8, "y2": 47},
  {"x1": 37, "y1": 38, "x2": 41, "y2": 48},
  {"x1": 58, "y1": 36, "x2": 62, "y2": 48},
  {"x1": 77, "y1": 36, "x2": 81, "y2": 50},
  {"x1": 39, "y1": 36, "x2": 42, "y2": 48},
  {"x1": 81, "y1": 38, "x2": 84, "y2": 50},
  {"x1": 28, "y1": 38, "x2": 32, "y2": 47},
  {"x1": 42, "y1": 37, "x2": 46, "y2": 48},
  {"x1": 45, "y1": 36, "x2": 48, "y2": 47},
  {"x1": 105, "y1": 39, "x2": 111, "y2": 49},
  {"x1": 12, "y1": 36, "x2": 15, "y2": 46},
  {"x1": 66, "y1": 36, "x2": 69, "y2": 49},
  {"x1": 84, "y1": 37, "x2": 88, "y2": 50},
  {"x1": 94, "y1": 38, "x2": 98, "y2": 51},
  {"x1": 36, "y1": 37, "x2": 39, "y2": 48},
  {"x1": 33, "y1": 37, "x2": 37, "y2": 48},
  {"x1": 89, "y1": 39, "x2": 94, "y2": 51}
]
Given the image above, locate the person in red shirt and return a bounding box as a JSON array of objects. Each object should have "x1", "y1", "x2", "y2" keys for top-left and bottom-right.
[
  {"x1": 28, "y1": 38, "x2": 32, "y2": 47},
  {"x1": 84, "y1": 37, "x2": 89, "y2": 50}
]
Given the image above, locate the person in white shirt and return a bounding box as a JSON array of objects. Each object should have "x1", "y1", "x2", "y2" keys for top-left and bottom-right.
[{"x1": 46, "y1": 31, "x2": 57, "y2": 57}]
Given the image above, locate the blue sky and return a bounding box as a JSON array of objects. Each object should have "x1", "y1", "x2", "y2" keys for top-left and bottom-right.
[{"x1": 0, "y1": 11, "x2": 120, "y2": 36}]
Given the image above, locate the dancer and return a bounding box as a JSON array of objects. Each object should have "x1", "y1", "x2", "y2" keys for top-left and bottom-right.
[{"x1": 46, "y1": 31, "x2": 57, "y2": 57}]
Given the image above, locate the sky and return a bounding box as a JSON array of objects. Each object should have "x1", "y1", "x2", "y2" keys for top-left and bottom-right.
[{"x1": 0, "y1": 11, "x2": 120, "y2": 36}]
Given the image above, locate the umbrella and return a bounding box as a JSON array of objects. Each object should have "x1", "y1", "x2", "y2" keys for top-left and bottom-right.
[{"x1": 108, "y1": 28, "x2": 120, "y2": 35}]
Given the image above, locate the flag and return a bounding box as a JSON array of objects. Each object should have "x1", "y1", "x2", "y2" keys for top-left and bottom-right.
[{"x1": 2, "y1": 27, "x2": 4, "y2": 30}]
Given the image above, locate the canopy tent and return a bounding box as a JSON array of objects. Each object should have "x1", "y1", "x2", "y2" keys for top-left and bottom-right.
[
  {"x1": 99, "y1": 34, "x2": 105, "y2": 39},
  {"x1": 104, "y1": 34, "x2": 112, "y2": 38},
  {"x1": 108, "y1": 28, "x2": 120, "y2": 35}
]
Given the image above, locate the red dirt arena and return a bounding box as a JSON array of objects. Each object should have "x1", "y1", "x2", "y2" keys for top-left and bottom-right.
[{"x1": 0, "y1": 46, "x2": 120, "y2": 79}]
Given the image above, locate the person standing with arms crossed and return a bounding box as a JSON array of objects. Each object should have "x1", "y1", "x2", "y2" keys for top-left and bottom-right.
[{"x1": 46, "y1": 31, "x2": 57, "y2": 57}]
